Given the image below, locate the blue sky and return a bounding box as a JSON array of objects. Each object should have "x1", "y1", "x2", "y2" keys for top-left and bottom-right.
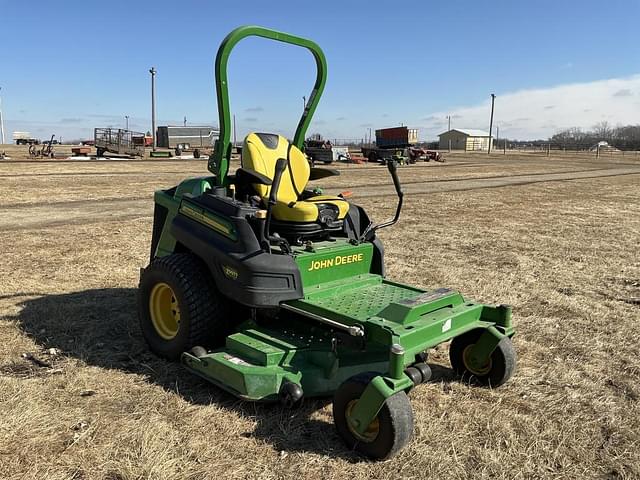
[{"x1": 1, "y1": 0, "x2": 638, "y2": 142}]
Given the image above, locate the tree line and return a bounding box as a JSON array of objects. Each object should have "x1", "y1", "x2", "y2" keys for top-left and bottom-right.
[{"x1": 549, "y1": 122, "x2": 640, "y2": 150}]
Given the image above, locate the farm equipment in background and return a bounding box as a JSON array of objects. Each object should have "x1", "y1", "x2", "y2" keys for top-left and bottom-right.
[
  {"x1": 408, "y1": 146, "x2": 444, "y2": 163},
  {"x1": 94, "y1": 128, "x2": 146, "y2": 157},
  {"x1": 304, "y1": 137, "x2": 334, "y2": 164},
  {"x1": 361, "y1": 126, "x2": 443, "y2": 164},
  {"x1": 137, "y1": 25, "x2": 517, "y2": 460},
  {"x1": 29, "y1": 135, "x2": 55, "y2": 158}
]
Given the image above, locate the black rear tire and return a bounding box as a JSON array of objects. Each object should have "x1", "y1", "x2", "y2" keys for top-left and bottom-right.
[
  {"x1": 449, "y1": 329, "x2": 516, "y2": 387},
  {"x1": 138, "y1": 253, "x2": 233, "y2": 360},
  {"x1": 333, "y1": 372, "x2": 414, "y2": 459}
]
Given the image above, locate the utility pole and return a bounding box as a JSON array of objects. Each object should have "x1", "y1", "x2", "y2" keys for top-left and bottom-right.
[
  {"x1": 233, "y1": 114, "x2": 237, "y2": 147},
  {"x1": 488, "y1": 93, "x2": 496, "y2": 154},
  {"x1": 0, "y1": 87, "x2": 5, "y2": 145},
  {"x1": 125, "y1": 115, "x2": 129, "y2": 130},
  {"x1": 447, "y1": 115, "x2": 451, "y2": 132},
  {"x1": 149, "y1": 67, "x2": 157, "y2": 151}
]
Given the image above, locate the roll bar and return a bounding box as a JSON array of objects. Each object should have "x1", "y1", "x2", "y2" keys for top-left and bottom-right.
[{"x1": 208, "y1": 25, "x2": 328, "y2": 186}]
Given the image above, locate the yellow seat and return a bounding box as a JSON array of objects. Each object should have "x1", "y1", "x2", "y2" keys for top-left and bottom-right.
[{"x1": 242, "y1": 133, "x2": 348, "y2": 224}]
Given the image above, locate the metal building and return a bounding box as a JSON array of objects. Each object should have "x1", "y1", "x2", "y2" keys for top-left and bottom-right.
[
  {"x1": 438, "y1": 129, "x2": 491, "y2": 151},
  {"x1": 156, "y1": 125, "x2": 219, "y2": 150}
]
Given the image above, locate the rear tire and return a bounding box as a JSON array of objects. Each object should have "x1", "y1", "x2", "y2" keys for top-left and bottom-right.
[
  {"x1": 333, "y1": 372, "x2": 414, "y2": 459},
  {"x1": 138, "y1": 253, "x2": 232, "y2": 360}
]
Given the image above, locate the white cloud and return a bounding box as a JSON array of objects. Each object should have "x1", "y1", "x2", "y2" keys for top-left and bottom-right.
[{"x1": 422, "y1": 74, "x2": 640, "y2": 140}]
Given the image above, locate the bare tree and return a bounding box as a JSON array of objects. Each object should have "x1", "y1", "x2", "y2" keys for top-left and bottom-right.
[{"x1": 593, "y1": 121, "x2": 613, "y2": 140}]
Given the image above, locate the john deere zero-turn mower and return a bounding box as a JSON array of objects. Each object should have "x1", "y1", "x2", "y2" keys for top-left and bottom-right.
[{"x1": 138, "y1": 25, "x2": 516, "y2": 459}]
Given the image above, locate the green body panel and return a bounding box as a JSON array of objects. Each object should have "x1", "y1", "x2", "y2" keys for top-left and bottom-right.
[
  {"x1": 154, "y1": 190, "x2": 179, "y2": 257},
  {"x1": 291, "y1": 239, "x2": 373, "y2": 288},
  {"x1": 179, "y1": 200, "x2": 237, "y2": 241},
  {"x1": 153, "y1": 177, "x2": 216, "y2": 257},
  {"x1": 209, "y1": 25, "x2": 328, "y2": 186}
]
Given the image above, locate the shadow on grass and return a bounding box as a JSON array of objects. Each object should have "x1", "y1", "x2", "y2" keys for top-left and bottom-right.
[{"x1": 13, "y1": 288, "x2": 458, "y2": 461}]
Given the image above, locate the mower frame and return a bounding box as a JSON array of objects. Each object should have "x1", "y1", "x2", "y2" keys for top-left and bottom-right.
[{"x1": 140, "y1": 25, "x2": 516, "y2": 459}]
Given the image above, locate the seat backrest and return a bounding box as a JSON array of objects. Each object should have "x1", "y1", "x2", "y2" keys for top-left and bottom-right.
[{"x1": 242, "y1": 133, "x2": 310, "y2": 203}]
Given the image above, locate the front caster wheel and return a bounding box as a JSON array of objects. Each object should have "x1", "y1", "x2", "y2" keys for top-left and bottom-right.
[
  {"x1": 333, "y1": 372, "x2": 413, "y2": 460},
  {"x1": 449, "y1": 329, "x2": 516, "y2": 387}
]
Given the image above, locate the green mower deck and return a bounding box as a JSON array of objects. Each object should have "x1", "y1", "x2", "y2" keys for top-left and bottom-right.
[{"x1": 183, "y1": 269, "x2": 513, "y2": 402}]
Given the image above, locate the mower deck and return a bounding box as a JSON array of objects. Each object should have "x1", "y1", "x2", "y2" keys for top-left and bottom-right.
[{"x1": 182, "y1": 272, "x2": 513, "y2": 401}]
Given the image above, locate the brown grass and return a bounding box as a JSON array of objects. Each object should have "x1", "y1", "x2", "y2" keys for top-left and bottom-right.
[{"x1": 0, "y1": 153, "x2": 639, "y2": 479}]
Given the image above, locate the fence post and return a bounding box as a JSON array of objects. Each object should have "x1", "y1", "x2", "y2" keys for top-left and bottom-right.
[
  {"x1": 596, "y1": 144, "x2": 600, "y2": 159},
  {"x1": 503, "y1": 140, "x2": 506, "y2": 155},
  {"x1": 547, "y1": 143, "x2": 550, "y2": 156},
  {"x1": 448, "y1": 139, "x2": 451, "y2": 153}
]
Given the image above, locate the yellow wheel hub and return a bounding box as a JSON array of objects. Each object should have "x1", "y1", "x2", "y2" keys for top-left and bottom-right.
[
  {"x1": 345, "y1": 399, "x2": 380, "y2": 443},
  {"x1": 463, "y1": 344, "x2": 492, "y2": 376},
  {"x1": 149, "y1": 282, "x2": 181, "y2": 340}
]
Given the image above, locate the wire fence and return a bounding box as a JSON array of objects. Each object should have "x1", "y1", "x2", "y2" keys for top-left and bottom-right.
[
  {"x1": 486, "y1": 140, "x2": 640, "y2": 157},
  {"x1": 311, "y1": 137, "x2": 640, "y2": 158}
]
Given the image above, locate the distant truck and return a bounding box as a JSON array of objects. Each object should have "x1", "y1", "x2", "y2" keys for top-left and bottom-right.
[
  {"x1": 303, "y1": 138, "x2": 334, "y2": 164},
  {"x1": 13, "y1": 131, "x2": 40, "y2": 145}
]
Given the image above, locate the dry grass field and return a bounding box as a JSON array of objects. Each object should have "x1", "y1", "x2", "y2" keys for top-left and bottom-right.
[{"x1": 0, "y1": 152, "x2": 639, "y2": 479}]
